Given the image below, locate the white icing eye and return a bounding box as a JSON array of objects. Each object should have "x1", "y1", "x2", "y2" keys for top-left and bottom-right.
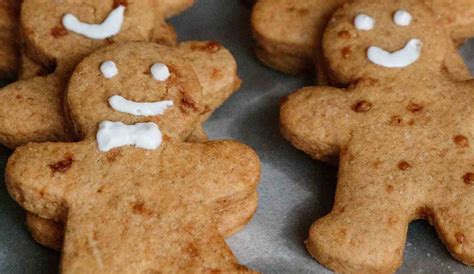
[
  {"x1": 100, "y1": 61, "x2": 118, "y2": 79},
  {"x1": 354, "y1": 14, "x2": 375, "y2": 30},
  {"x1": 394, "y1": 10, "x2": 412, "y2": 26},
  {"x1": 151, "y1": 63, "x2": 170, "y2": 81}
]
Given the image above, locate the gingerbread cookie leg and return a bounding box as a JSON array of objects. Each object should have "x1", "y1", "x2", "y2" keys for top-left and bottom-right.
[
  {"x1": 307, "y1": 141, "x2": 414, "y2": 273},
  {"x1": 26, "y1": 191, "x2": 258, "y2": 251},
  {"x1": 432, "y1": 180, "x2": 474, "y2": 265}
]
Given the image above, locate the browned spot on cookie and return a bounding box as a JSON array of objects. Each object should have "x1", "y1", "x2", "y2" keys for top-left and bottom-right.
[
  {"x1": 388, "y1": 216, "x2": 398, "y2": 226},
  {"x1": 341, "y1": 46, "x2": 352, "y2": 59},
  {"x1": 398, "y1": 161, "x2": 411, "y2": 171},
  {"x1": 211, "y1": 68, "x2": 221, "y2": 79},
  {"x1": 373, "y1": 160, "x2": 383, "y2": 168},
  {"x1": 180, "y1": 92, "x2": 199, "y2": 113},
  {"x1": 106, "y1": 149, "x2": 122, "y2": 163},
  {"x1": 105, "y1": 38, "x2": 114, "y2": 45},
  {"x1": 15, "y1": 94, "x2": 23, "y2": 100},
  {"x1": 455, "y1": 232, "x2": 465, "y2": 244},
  {"x1": 352, "y1": 100, "x2": 372, "y2": 113},
  {"x1": 338, "y1": 30, "x2": 351, "y2": 39},
  {"x1": 389, "y1": 116, "x2": 402, "y2": 126},
  {"x1": 407, "y1": 102, "x2": 424, "y2": 113},
  {"x1": 298, "y1": 8, "x2": 309, "y2": 16},
  {"x1": 97, "y1": 185, "x2": 105, "y2": 194},
  {"x1": 190, "y1": 41, "x2": 221, "y2": 54},
  {"x1": 131, "y1": 201, "x2": 153, "y2": 216},
  {"x1": 51, "y1": 25, "x2": 68, "y2": 38},
  {"x1": 185, "y1": 243, "x2": 200, "y2": 258},
  {"x1": 386, "y1": 185, "x2": 394, "y2": 193},
  {"x1": 454, "y1": 135, "x2": 469, "y2": 148},
  {"x1": 463, "y1": 173, "x2": 474, "y2": 185},
  {"x1": 113, "y1": 0, "x2": 128, "y2": 8},
  {"x1": 49, "y1": 156, "x2": 74, "y2": 174},
  {"x1": 407, "y1": 119, "x2": 415, "y2": 126}
]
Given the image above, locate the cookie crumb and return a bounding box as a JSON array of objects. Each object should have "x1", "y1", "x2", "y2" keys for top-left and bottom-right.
[{"x1": 352, "y1": 100, "x2": 372, "y2": 113}]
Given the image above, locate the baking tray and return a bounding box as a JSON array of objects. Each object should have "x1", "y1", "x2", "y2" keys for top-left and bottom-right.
[{"x1": 1, "y1": 0, "x2": 473, "y2": 273}]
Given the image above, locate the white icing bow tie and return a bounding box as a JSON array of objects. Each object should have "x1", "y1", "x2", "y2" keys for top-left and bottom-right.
[{"x1": 96, "y1": 121, "x2": 163, "y2": 152}]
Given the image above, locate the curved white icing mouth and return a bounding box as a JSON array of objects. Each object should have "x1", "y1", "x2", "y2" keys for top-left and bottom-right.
[
  {"x1": 62, "y1": 5, "x2": 126, "y2": 40},
  {"x1": 367, "y1": 38, "x2": 422, "y2": 68}
]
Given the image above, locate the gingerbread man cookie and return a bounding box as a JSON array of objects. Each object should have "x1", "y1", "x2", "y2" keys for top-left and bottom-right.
[
  {"x1": 251, "y1": 0, "x2": 474, "y2": 83},
  {"x1": 281, "y1": 0, "x2": 474, "y2": 272},
  {"x1": 6, "y1": 42, "x2": 260, "y2": 272},
  {"x1": 16, "y1": 40, "x2": 242, "y2": 251},
  {"x1": 0, "y1": 0, "x2": 239, "y2": 149}
]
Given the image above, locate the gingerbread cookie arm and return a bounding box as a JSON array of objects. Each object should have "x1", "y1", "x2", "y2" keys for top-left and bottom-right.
[
  {"x1": 251, "y1": 0, "x2": 344, "y2": 74},
  {"x1": 6, "y1": 141, "x2": 87, "y2": 221},
  {"x1": 180, "y1": 141, "x2": 260, "y2": 236},
  {"x1": 155, "y1": 0, "x2": 195, "y2": 19},
  {"x1": 0, "y1": 75, "x2": 70, "y2": 149},
  {"x1": 280, "y1": 86, "x2": 355, "y2": 162},
  {"x1": 179, "y1": 41, "x2": 242, "y2": 123},
  {"x1": 0, "y1": 0, "x2": 20, "y2": 80},
  {"x1": 151, "y1": 12, "x2": 178, "y2": 46},
  {"x1": 428, "y1": 0, "x2": 474, "y2": 45}
]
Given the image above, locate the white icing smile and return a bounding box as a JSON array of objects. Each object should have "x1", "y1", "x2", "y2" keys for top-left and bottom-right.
[
  {"x1": 108, "y1": 95, "x2": 174, "y2": 116},
  {"x1": 96, "y1": 121, "x2": 162, "y2": 152},
  {"x1": 367, "y1": 38, "x2": 422, "y2": 68},
  {"x1": 62, "y1": 5, "x2": 125, "y2": 40}
]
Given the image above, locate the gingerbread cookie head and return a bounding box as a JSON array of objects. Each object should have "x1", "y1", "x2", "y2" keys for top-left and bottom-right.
[
  {"x1": 21, "y1": 0, "x2": 158, "y2": 73},
  {"x1": 322, "y1": 0, "x2": 450, "y2": 84},
  {"x1": 66, "y1": 42, "x2": 203, "y2": 144}
]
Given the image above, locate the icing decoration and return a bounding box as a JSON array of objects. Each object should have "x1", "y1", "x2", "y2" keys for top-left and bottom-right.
[
  {"x1": 62, "y1": 5, "x2": 125, "y2": 40},
  {"x1": 100, "y1": 61, "x2": 118, "y2": 79},
  {"x1": 151, "y1": 63, "x2": 171, "y2": 81},
  {"x1": 394, "y1": 10, "x2": 412, "y2": 26},
  {"x1": 96, "y1": 121, "x2": 162, "y2": 152},
  {"x1": 354, "y1": 14, "x2": 375, "y2": 30},
  {"x1": 108, "y1": 95, "x2": 174, "y2": 116},
  {"x1": 367, "y1": 38, "x2": 422, "y2": 68}
]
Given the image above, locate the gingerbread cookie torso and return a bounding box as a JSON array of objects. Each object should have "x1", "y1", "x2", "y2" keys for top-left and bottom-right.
[
  {"x1": 6, "y1": 42, "x2": 261, "y2": 273},
  {"x1": 281, "y1": 0, "x2": 474, "y2": 273}
]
